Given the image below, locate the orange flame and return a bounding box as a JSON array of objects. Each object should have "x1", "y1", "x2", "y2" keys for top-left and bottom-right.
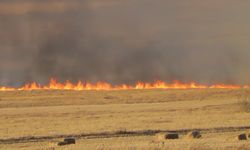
[{"x1": 0, "y1": 78, "x2": 246, "y2": 91}]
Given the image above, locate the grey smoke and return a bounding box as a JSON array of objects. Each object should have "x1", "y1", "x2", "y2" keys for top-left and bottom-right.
[{"x1": 1, "y1": 0, "x2": 250, "y2": 86}]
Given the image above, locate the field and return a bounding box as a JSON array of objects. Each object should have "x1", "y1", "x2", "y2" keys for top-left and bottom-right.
[{"x1": 1, "y1": 89, "x2": 250, "y2": 149}]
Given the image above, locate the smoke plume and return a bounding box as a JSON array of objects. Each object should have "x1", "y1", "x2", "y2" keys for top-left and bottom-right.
[{"x1": 1, "y1": 0, "x2": 250, "y2": 86}]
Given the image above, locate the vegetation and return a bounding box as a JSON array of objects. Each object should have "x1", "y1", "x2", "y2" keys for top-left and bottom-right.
[{"x1": 1, "y1": 89, "x2": 250, "y2": 149}]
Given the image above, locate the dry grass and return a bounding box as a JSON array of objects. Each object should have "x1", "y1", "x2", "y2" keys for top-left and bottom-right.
[
  {"x1": 0, "y1": 89, "x2": 250, "y2": 149},
  {"x1": 1, "y1": 134, "x2": 250, "y2": 150},
  {"x1": 240, "y1": 100, "x2": 250, "y2": 113}
]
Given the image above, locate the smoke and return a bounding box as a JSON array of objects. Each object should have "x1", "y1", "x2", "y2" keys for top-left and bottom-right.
[{"x1": 1, "y1": 0, "x2": 250, "y2": 86}]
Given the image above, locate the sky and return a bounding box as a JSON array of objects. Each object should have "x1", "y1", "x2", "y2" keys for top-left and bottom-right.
[{"x1": 1, "y1": 0, "x2": 250, "y2": 86}]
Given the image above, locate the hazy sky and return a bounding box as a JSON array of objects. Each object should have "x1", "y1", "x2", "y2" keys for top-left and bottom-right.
[{"x1": 1, "y1": 0, "x2": 250, "y2": 86}]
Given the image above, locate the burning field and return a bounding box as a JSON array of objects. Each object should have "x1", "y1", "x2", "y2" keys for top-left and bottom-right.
[
  {"x1": 0, "y1": 78, "x2": 245, "y2": 91},
  {"x1": 1, "y1": 0, "x2": 250, "y2": 149}
]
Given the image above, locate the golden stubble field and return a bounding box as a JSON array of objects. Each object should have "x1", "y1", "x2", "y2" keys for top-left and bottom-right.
[{"x1": 1, "y1": 89, "x2": 250, "y2": 150}]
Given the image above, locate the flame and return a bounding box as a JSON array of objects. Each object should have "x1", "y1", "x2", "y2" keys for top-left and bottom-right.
[{"x1": 0, "y1": 78, "x2": 246, "y2": 91}]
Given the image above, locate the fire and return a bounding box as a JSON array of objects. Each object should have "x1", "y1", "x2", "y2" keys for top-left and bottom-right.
[{"x1": 0, "y1": 78, "x2": 246, "y2": 91}]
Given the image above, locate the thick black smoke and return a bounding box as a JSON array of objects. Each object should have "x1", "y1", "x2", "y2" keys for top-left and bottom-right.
[{"x1": 1, "y1": 0, "x2": 250, "y2": 86}]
